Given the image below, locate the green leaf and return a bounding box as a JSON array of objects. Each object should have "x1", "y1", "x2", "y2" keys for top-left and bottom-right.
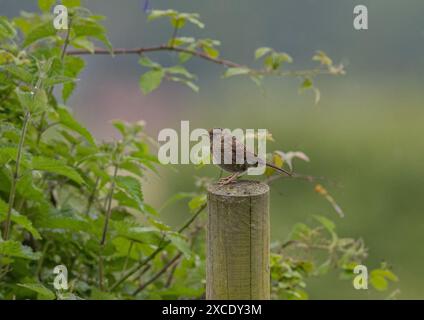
[
  {"x1": 0, "y1": 240, "x2": 41, "y2": 260},
  {"x1": 56, "y1": 106, "x2": 95, "y2": 145},
  {"x1": 0, "y1": 199, "x2": 41, "y2": 239},
  {"x1": 32, "y1": 156, "x2": 85, "y2": 185},
  {"x1": 370, "y1": 273, "x2": 388, "y2": 291},
  {"x1": 183, "y1": 81, "x2": 199, "y2": 93},
  {"x1": 71, "y1": 37, "x2": 95, "y2": 53},
  {"x1": 289, "y1": 223, "x2": 312, "y2": 240},
  {"x1": 138, "y1": 56, "x2": 161, "y2": 69},
  {"x1": 183, "y1": 13, "x2": 204, "y2": 29},
  {"x1": 38, "y1": 0, "x2": 56, "y2": 12},
  {"x1": 0, "y1": 50, "x2": 15, "y2": 65},
  {"x1": 166, "y1": 65, "x2": 195, "y2": 79},
  {"x1": 37, "y1": 210, "x2": 92, "y2": 234},
  {"x1": 188, "y1": 194, "x2": 206, "y2": 213},
  {"x1": 301, "y1": 78, "x2": 313, "y2": 90},
  {"x1": 167, "y1": 233, "x2": 192, "y2": 259},
  {"x1": 171, "y1": 17, "x2": 186, "y2": 29},
  {"x1": 139, "y1": 69, "x2": 164, "y2": 95},
  {"x1": 62, "y1": 56, "x2": 85, "y2": 102},
  {"x1": 255, "y1": 47, "x2": 272, "y2": 60},
  {"x1": 147, "y1": 10, "x2": 177, "y2": 22},
  {"x1": 202, "y1": 45, "x2": 219, "y2": 58},
  {"x1": 43, "y1": 75, "x2": 77, "y2": 87},
  {"x1": 18, "y1": 283, "x2": 55, "y2": 300},
  {"x1": 31, "y1": 89, "x2": 48, "y2": 113},
  {"x1": 2, "y1": 64, "x2": 33, "y2": 83},
  {"x1": 112, "y1": 220, "x2": 160, "y2": 244},
  {"x1": 62, "y1": 0, "x2": 81, "y2": 8},
  {"x1": 264, "y1": 52, "x2": 292, "y2": 71},
  {"x1": 223, "y1": 67, "x2": 250, "y2": 78},
  {"x1": 23, "y1": 20, "x2": 57, "y2": 47},
  {"x1": 15, "y1": 87, "x2": 34, "y2": 110},
  {"x1": 179, "y1": 51, "x2": 193, "y2": 64},
  {"x1": 313, "y1": 215, "x2": 335, "y2": 233},
  {"x1": 370, "y1": 268, "x2": 399, "y2": 290},
  {"x1": 72, "y1": 17, "x2": 112, "y2": 51},
  {"x1": 115, "y1": 176, "x2": 143, "y2": 209},
  {"x1": 0, "y1": 147, "x2": 18, "y2": 166},
  {"x1": 0, "y1": 16, "x2": 17, "y2": 40},
  {"x1": 168, "y1": 76, "x2": 199, "y2": 93}
]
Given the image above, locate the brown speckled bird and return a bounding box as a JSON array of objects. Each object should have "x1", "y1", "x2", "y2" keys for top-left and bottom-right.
[{"x1": 208, "y1": 128, "x2": 292, "y2": 184}]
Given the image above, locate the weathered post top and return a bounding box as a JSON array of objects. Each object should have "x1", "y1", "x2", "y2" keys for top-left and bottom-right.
[{"x1": 207, "y1": 180, "x2": 270, "y2": 300}]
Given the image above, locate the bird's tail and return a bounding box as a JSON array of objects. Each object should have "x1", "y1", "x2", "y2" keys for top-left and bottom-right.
[{"x1": 266, "y1": 162, "x2": 292, "y2": 176}]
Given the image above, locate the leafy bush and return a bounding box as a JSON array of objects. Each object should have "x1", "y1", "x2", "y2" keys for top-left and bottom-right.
[{"x1": 0, "y1": 1, "x2": 396, "y2": 299}]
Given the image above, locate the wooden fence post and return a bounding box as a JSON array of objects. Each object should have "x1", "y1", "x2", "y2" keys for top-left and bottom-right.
[{"x1": 206, "y1": 180, "x2": 270, "y2": 300}]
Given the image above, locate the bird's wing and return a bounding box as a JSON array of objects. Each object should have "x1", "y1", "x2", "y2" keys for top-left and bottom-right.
[{"x1": 218, "y1": 134, "x2": 259, "y2": 165}]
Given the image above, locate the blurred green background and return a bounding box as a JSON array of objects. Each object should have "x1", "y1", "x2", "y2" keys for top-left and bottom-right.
[{"x1": 2, "y1": 0, "x2": 424, "y2": 299}]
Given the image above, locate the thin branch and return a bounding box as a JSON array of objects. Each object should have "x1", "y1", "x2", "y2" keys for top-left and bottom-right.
[
  {"x1": 67, "y1": 45, "x2": 336, "y2": 79},
  {"x1": 265, "y1": 172, "x2": 336, "y2": 186},
  {"x1": 36, "y1": 17, "x2": 73, "y2": 145},
  {"x1": 109, "y1": 203, "x2": 206, "y2": 291},
  {"x1": 133, "y1": 253, "x2": 182, "y2": 295},
  {"x1": 67, "y1": 45, "x2": 242, "y2": 68},
  {"x1": 60, "y1": 16, "x2": 73, "y2": 61},
  {"x1": 165, "y1": 262, "x2": 178, "y2": 288},
  {"x1": 3, "y1": 111, "x2": 31, "y2": 240},
  {"x1": 100, "y1": 163, "x2": 119, "y2": 246}
]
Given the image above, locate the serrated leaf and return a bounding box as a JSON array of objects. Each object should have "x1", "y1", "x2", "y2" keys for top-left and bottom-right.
[
  {"x1": 56, "y1": 107, "x2": 95, "y2": 145},
  {"x1": 32, "y1": 156, "x2": 85, "y2": 185},
  {"x1": 62, "y1": 56, "x2": 85, "y2": 102},
  {"x1": 313, "y1": 50, "x2": 333, "y2": 66},
  {"x1": 370, "y1": 274, "x2": 388, "y2": 291},
  {"x1": 31, "y1": 89, "x2": 48, "y2": 113},
  {"x1": 3, "y1": 64, "x2": 33, "y2": 83},
  {"x1": 139, "y1": 69, "x2": 164, "y2": 95},
  {"x1": 0, "y1": 17, "x2": 17, "y2": 40},
  {"x1": 167, "y1": 233, "x2": 192, "y2": 259},
  {"x1": 0, "y1": 147, "x2": 18, "y2": 166},
  {"x1": 71, "y1": 37, "x2": 95, "y2": 53},
  {"x1": 72, "y1": 17, "x2": 112, "y2": 51},
  {"x1": 0, "y1": 199, "x2": 41, "y2": 239},
  {"x1": 62, "y1": 0, "x2": 81, "y2": 8},
  {"x1": 18, "y1": 283, "x2": 55, "y2": 300},
  {"x1": 0, "y1": 240, "x2": 41, "y2": 260},
  {"x1": 23, "y1": 20, "x2": 56, "y2": 47},
  {"x1": 115, "y1": 176, "x2": 143, "y2": 209}
]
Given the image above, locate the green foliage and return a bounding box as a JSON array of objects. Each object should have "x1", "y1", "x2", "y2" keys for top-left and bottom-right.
[{"x1": 0, "y1": 4, "x2": 396, "y2": 300}]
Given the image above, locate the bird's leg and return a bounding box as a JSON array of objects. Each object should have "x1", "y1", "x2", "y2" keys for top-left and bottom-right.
[{"x1": 218, "y1": 172, "x2": 240, "y2": 185}]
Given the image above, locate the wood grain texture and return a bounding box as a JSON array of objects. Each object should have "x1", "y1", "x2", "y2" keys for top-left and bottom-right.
[{"x1": 206, "y1": 180, "x2": 270, "y2": 300}]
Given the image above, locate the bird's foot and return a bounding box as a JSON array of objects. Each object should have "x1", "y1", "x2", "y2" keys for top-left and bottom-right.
[{"x1": 218, "y1": 173, "x2": 239, "y2": 185}]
